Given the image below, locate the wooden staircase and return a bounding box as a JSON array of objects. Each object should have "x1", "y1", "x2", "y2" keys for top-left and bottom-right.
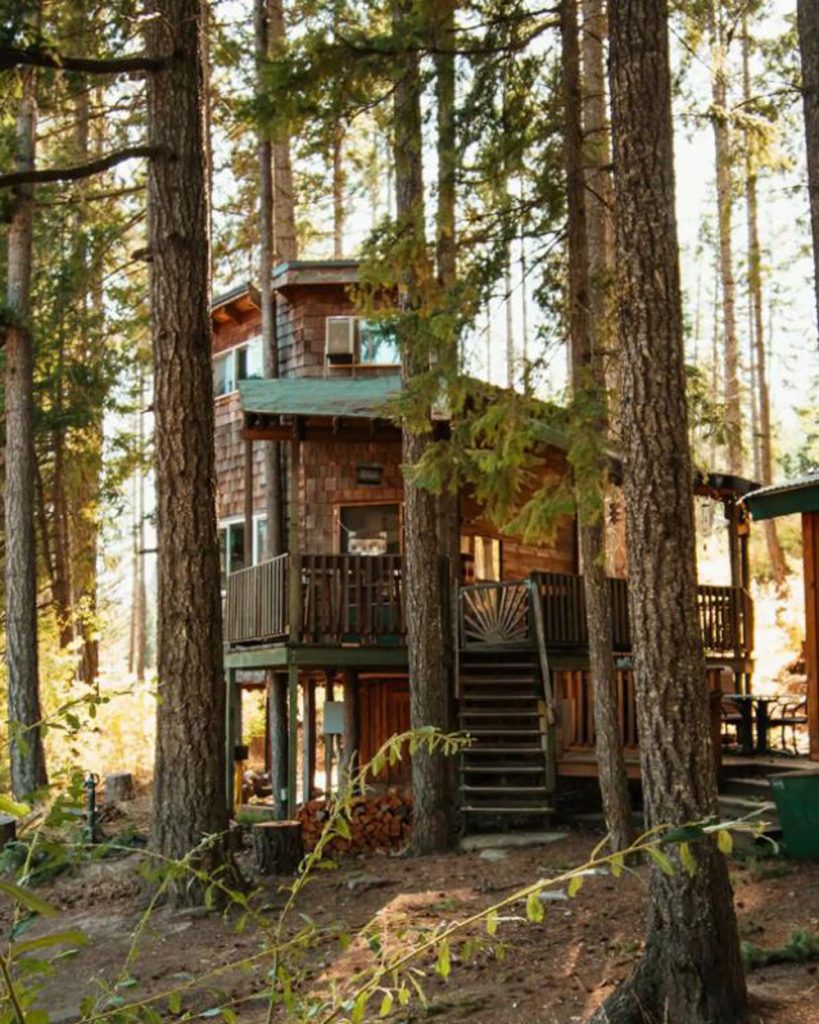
[{"x1": 458, "y1": 648, "x2": 555, "y2": 830}]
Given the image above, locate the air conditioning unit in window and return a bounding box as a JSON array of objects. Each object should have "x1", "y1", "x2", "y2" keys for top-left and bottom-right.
[{"x1": 325, "y1": 316, "x2": 357, "y2": 365}]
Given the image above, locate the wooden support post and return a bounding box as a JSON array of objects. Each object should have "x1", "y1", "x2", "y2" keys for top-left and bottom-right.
[
  {"x1": 324, "y1": 668, "x2": 335, "y2": 795},
  {"x1": 342, "y1": 668, "x2": 359, "y2": 778},
  {"x1": 225, "y1": 668, "x2": 238, "y2": 811},
  {"x1": 803, "y1": 511, "x2": 819, "y2": 761},
  {"x1": 269, "y1": 671, "x2": 288, "y2": 818},
  {"x1": 288, "y1": 427, "x2": 303, "y2": 642},
  {"x1": 244, "y1": 438, "x2": 254, "y2": 565},
  {"x1": 287, "y1": 663, "x2": 299, "y2": 817},
  {"x1": 303, "y1": 676, "x2": 316, "y2": 804}
]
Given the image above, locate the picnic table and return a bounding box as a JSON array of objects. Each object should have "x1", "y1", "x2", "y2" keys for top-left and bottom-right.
[{"x1": 721, "y1": 694, "x2": 808, "y2": 756}]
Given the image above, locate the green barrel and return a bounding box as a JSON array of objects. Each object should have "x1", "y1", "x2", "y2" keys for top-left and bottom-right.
[{"x1": 769, "y1": 771, "x2": 819, "y2": 858}]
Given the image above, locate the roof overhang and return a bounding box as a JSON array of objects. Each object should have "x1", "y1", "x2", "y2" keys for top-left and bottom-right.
[{"x1": 744, "y1": 473, "x2": 819, "y2": 521}]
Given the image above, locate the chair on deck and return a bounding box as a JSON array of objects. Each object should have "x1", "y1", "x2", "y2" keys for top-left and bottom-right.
[{"x1": 765, "y1": 697, "x2": 809, "y2": 756}]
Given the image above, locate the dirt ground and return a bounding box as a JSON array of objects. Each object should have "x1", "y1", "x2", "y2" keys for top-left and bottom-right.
[{"x1": 4, "y1": 799, "x2": 819, "y2": 1024}]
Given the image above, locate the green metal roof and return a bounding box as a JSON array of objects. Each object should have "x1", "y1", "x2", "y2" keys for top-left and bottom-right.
[
  {"x1": 239, "y1": 375, "x2": 402, "y2": 419},
  {"x1": 744, "y1": 472, "x2": 819, "y2": 521}
]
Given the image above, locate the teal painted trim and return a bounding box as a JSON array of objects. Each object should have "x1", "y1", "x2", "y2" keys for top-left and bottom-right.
[
  {"x1": 745, "y1": 483, "x2": 819, "y2": 521},
  {"x1": 287, "y1": 665, "x2": 299, "y2": 818},
  {"x1": 226, "y1": 669, "x2": 237, "y2": 811},
  {"x1": 224, "y1": 643, "x2": 408, "y2": 670}
]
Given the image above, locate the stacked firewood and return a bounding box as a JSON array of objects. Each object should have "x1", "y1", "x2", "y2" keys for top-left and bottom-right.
[{"x1": 297, "y1": 788, "x2": 412, "y2": 854}]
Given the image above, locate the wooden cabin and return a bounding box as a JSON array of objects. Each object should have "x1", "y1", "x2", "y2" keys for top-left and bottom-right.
[{"x1": 214, "y1": 261, "x2": 757, "y2": 829}]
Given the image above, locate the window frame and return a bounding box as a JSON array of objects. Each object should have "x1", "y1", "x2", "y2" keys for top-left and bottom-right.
[{"x1": 213, "y1": 335, "x2": 264, "y2": 399}]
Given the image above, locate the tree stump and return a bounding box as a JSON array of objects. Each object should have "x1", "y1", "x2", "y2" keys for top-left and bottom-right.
[
  {"x1": 252, "y1": 820, "x2": 304, "y2": 875},
  {"x1": 105, "y1": 772, "x2": 135, "y2": 803},
  {"x1": 0, "y1": 815, "x2": 17, "y2": 849}
]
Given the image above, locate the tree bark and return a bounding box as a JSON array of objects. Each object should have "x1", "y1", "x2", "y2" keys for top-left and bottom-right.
[
  {"x1": 708, "y1": 0, "x2": 742, "y2": 476},
  {"x1": 594, "y1": 0, "x2": 747, "y2": 1019},
  {"x1": 581, "y1": 0, "x2": 617, "y2": 426},
  {"x1": 741, "y1": 21, "x2": 787, "y2": 587},
  {"x1": 269, "y1": 0, "x2": 298, "y2": 264},
  {"x1": 4, "y1": 59, "x2": 49, "y2": 800},
  {"x1": 145, "y1": 0, "x2": 233, "y2": 905},
  {"x1": 332, "y1": 121, "x2": 346, "y2": 258},
  {"x1": 434, "y1": 0, "x2": 456, "y2": 291},
  {"x1": 256, "y1": 0, "x2": 284, "y2": 560},
  {"x1": 393, "y1": 0, "x2": 452, "y2": 855},
  {"x1": 798, "y1": 0, "x2": 819, "y2": 346},
  {"x1": 562, "y1": 0, "x2": 632, "y2": 854}
]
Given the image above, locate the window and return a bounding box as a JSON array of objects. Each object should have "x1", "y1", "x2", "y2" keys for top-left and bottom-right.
[
  {"x1": 358, "y1": 319, "x2": 400, "y2": 366},
  {"x1": 339, "y1": 504, "x2": 401, "y2": 555},
  {"x1": 219, "y1": 514, "x2": 268, "y2": 587},
  {"x1": 214, "y1": 352, "x2": 235, "y2": 397},
  {"x1": 214, "y1": 337, "x2": 263, "y2": 396},
  {"x1": 460, "y1": 535, "x2": 502, "y2": 582},
  {"x1": 237, "y1": 337, "x2": 263, "y2": 381}
]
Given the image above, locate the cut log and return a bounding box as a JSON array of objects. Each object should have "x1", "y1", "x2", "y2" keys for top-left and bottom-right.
[
  {"x1": 0, "y1": 815, "x2": 17, "y2": 849},
  {"x1": 105, "y1": 772, "x2": 135, "y2": 803},
  {"x1": 252, "y1": 820, "x2": 304, "y2": 875}
]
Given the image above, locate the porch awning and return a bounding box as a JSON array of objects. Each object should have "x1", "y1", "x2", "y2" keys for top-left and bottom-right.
[
  {"x1": 744, "y1": 472, "x2": 819, "y2": 521},
  {"x1": 239, "y1": 375, "x2": 402, "y2": 419}
]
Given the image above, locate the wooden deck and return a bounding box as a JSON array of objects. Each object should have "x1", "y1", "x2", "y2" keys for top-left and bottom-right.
[{"x1": 225, "y1": 556, "x2": 753, "y2": 661}]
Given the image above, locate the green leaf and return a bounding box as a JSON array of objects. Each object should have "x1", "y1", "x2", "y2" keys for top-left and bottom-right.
[
  {"x1": 526, "y1": 891, "x2": 544, "y2": 923},
  {"x1": 486, "y1": 910, "x2": 498, "y2": 936},
  {"x1": 398, "y1": 987, "x2": 409, "y2": 1007},
  {"x1": 12, "y1": 930, "x2": 87, "y2": 958},
  {"x1": 221, "y1": 1009, "x2": 237, "y2": 1024},
  {"x1": 351, "y1": 991, "x2": 368, "y2": 1023},
  {"x1": 610, "y1": 853, "x2": 624, "y2": 878},
  {"x1": 436, "y1": 938, "x2": 451, "y2": 979},
  {"x1": 646, "y1": 847, "x2": 676, "y2": 877},
  {"x1": 679, "y1": 842, "x2": 697, "y2": 878},
  {"x1": 25, "y1": 1011, "x2": 49, "y2": 1024},
  {"x1": 717, "y1": 829, "x2": 733, "y2": 856},
  {"x1": 167, "y1": 991, "x2": 183, "y2": 1015},
  {"x1": 0, "y1": 795, "x2": 30, "y2": 817},
  {"x1": 0, "y1": 881, "x2": 56, "y2": 917},
  {"x1": 117, "y1": 976, "x2": 138, "y2": 990},
  {"x1": 567, "y1": 874, "x2": 584, "y2": 898},
  {"x1": 335, "y1": 817, "x2": 351, "y2": 841},
  {"x1": 379, "y1": 991, "x2": 393, "y2": 1017}
]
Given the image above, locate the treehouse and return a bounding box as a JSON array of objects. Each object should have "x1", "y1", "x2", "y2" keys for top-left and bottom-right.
[{"x1": 213, "y1": 260, "x2": 757, "y2": 829}]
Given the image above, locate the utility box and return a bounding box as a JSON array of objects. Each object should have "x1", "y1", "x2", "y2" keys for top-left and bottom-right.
[
  {"x1": 323, "y1": 701, "x2": 345, "y2": 736},
  {"x1": 769, "y1": 771, "x2": 819, "y2": 858}
]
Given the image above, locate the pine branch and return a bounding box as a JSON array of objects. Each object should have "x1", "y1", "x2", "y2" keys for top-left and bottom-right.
[
  {"x1": 0, "y1": 46, "x2": 166, "y2": 74},
  {"x1": 0, "y1": 146, "x2": 160, "y2": 188}
]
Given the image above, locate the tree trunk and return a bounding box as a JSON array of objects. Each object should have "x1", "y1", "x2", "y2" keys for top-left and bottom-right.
[
  {"x1": 4, "y1": 59, "x2": 48, "y2": 800},
  {"x1": 269, "y1": 0, "x2": 297, "y2": 264},
  {"x1": 594, "y1": 0, "x2": 747, "y2": 1019},
  {"x1": 256, "y1": 0, "x2": 284, "y2": 559},
  {"x1": 145, "y1": 0, "x2": 233, "y2": 905},
  {"x1": 434, "y1": 0, "x2": 456, "y2": 292},
  {"x1": 798, "y1": 0, "x2": 819, "y2": 346},
  {"x1": 562, "y1": 0, "x2": 632, "y2": 854},
  {"x1": 581, "y1": 0, "x2": 617, "y2": 426},
  {"x1": 708, "y1": 0, "x2": 742, "y2": 476},
  {"x1": 332, "y1": 121, "x2": 345, "y2": 258},
  {"x1": 393, "y1": 0, "x2": 452, "y2": 855},
  {"x1": 742, "y1": 21, "x2": 787, "y2": 587}
]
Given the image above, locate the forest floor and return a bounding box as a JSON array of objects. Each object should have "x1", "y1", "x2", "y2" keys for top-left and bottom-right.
[{"x1": 4, "y1": 792, "x2": 819, "y2": 1024}]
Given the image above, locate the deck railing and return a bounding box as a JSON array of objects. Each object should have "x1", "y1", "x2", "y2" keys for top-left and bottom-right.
[
  {"x1": 227, "y1": 559, "x2": 752, "y2": 658},
  {"x1": 225, "y1": 553, "x2": 289, "y2": 644},
  {"x1": 460, "y1": 572, "x2": 752, "y2": 657},
  {"x1": 224, "y1": 553, "x2": 404, "y2": 646}
]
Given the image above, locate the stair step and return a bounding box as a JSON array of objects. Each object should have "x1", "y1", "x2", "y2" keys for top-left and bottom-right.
[
  {"x1": 461, "y1": 785, "x2": 550, "y2": 794},
  {"x1": 462, "y1": 746, "x2": 545, "y2": 755},
  {"x1": 464, "y1": 728, "x2": 543, "y2": 737},
  {"x1": 461, "y1": 805, "x2": 553, "y2": 815},
  {"x1": 462, "y1": 764, "x2": 546, "y2": 774},
  {"x1": 459, "y1": 710, "x2": 541, "y2": 719},
  {"x1": 460, "y1": 694, "x2": 539, "y2": 703}
]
